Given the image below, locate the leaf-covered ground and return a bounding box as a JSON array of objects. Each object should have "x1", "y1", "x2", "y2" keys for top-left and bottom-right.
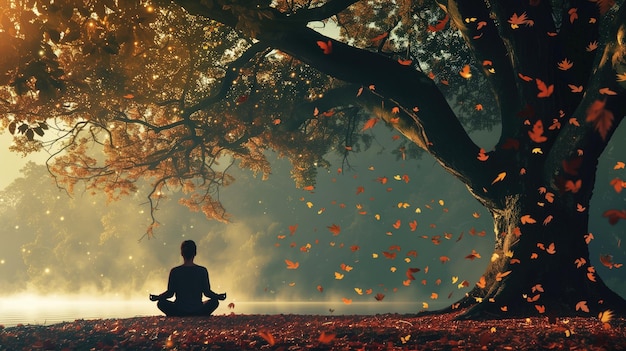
[{"x1": 1, "y1": 311, "x2": 625, "y2": 350}]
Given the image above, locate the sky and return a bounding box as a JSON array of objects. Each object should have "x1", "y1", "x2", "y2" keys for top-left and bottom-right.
[{"x1": 1, "y1": 121, "x2": 625, "y2": 316}]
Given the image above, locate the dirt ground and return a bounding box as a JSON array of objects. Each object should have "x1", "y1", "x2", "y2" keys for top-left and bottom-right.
[{"x1": 1, "y1": 310, "x2": 625, "y2": 350}]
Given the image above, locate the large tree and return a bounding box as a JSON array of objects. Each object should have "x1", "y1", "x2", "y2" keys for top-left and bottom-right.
[{"x1": 1, "y1": 0, "x2": 626, "y2": 318}]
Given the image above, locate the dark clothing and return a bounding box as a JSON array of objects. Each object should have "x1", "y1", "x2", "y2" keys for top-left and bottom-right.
[
  {"x1": 157, "y1": 265, "x2": 220, "y2": 316},
  {"x1": 157, "y1": 298, "x2": 219, "y2": 317}
]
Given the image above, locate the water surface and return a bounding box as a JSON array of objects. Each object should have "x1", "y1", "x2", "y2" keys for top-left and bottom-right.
[{"x1": 0, "y1": 297, "x2": 425, "y2": 327}]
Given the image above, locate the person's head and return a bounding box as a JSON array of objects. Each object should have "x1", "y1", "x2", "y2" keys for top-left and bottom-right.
[{"x1": 181, "y1": 240, "x2": 197, "y2": 260}]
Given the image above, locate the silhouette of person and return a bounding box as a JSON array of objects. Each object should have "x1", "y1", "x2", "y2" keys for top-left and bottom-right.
[{"x1": 150, "y1": 240, "x2": 226, "y2": 316}]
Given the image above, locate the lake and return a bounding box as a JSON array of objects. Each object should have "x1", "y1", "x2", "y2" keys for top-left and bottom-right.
[{"x1": 0, "y1": 296, "x2": 427, "y2": 327}]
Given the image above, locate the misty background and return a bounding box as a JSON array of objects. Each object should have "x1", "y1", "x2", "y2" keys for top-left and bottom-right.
[{"x1": 1, "y1": 124, "x2": 625, "y2": 313}]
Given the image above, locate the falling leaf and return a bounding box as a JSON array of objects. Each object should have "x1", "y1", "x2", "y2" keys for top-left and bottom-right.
[
  {"x1": 477, "y1": 148, "x2": 489, "y2": 161},
  {"x1": 568, "y1": 84, "x2": 583, "y2": 93},
  {"x1": 518, "y1": 73, "x2": 533, "y2": 82},
  {"x1": 459, "y1": 64, "x2": 472, "y2": 79},
  {"x1": 259, "y1": 330, "x2": 276, "y2": 346},
  {"x1": 575, "y1": 300, "x2": 590, "y2": 313},
  {"x1": 614, "y1": 161, "x2": 625, "y2": 169},
  {"x1": 508, "y1": 12, "x2": 534, "y2": 29},
  {"x1": 528, "y1": 120, "x2": 547, "y2": 143},
  {"x1": 521, "y1": 214, "x2": 536, "y2": 224},
  {"x1": 575, "y1": 257, "x2": 587, "y2": 268},
  {"x1": 609, "y1": 178, "x2": 625, "y2": 193},
  {"x1": 557, "y1": 58, "x2": 573, "y2": 71},
  {"x1": 587, "y1": 41, "x2": 599, "y2": 51},
  {"x1": 602, "y1": 209, "x2": 626, "y2": 225},
  {"x1": 535, "y1": 305, "x2": 546, "y2": 314},
  {"x1": 599, "y1": 309, "x2": 614, "y2": 323},
  {"x1": 599, "y1": 87, "x2": 617, "y2": 95},
  {"x1": 362, "y1": 117, "x2": 379, "y2": 131},
  {"x1": 327, "y1": 224, "x2": 341, "y2": 236},
  {"x1": 316, "y1": 40, "x2": 332, "y2": 54},
  {"x1": 536, "y1": 78, "x2": 554, "y2": 98},
  {"x1": 495, "y1": 270, "x2": 512, "y2": 281},
  {"x1": 568, "y1": 8, "x2": 578, "y2": 23},
  {"x1": 565, "y1": 179, "x2": 582, "y2": 193},
  {"x1": 491, "y1": 172, "x2": 507, "y2": 185},
  {"x1": 586, "y1": 99, "x2": 614, "y2": 141},
  {"x1": 476, "y1": 276, "x2": 487, "y2": 288},
  {"x1": 285, "y1": 259, "x2": 299, "y2": 269}
]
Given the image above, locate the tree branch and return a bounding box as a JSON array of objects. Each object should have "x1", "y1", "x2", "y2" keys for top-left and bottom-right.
[
  {"x1": 287, "y1": 0, "x2": 360, "y2": 23},
  {"x1": 443, "y1": 0, "x2": 521, "y2": 145}
]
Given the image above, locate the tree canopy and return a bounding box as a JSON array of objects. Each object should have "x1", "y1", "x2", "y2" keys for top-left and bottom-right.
[{"x1": 2, "y1": 0, "x2": 626, "y2": 318}]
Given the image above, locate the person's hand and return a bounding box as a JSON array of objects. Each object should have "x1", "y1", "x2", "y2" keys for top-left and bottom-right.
[
  {"x1": 149, "y1": 294, "x2": 159, "y2": 301},
  {"x1": 218, "y1": 293, "x2": 226, "y2": 300}
]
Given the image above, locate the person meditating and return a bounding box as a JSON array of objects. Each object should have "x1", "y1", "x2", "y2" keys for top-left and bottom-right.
[{"x1": 150, "y1": 240, "x2": 226, "y2": 316}]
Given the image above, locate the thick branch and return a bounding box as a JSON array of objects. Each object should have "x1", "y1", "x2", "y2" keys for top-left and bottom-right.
[{"x1": 444, "y1": 0, "x2": 521, "y2": 144}]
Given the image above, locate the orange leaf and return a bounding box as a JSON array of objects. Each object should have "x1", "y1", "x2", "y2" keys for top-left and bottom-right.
[
  {"x1": 495, "y1": 270, "x2": 512, "y2": 281},
  {"x1": 586, "y1": 99, "x2": 614, "y2": 140},
  {"x1": 318, "y1": 332, "x2": 336, "y2": 344},
  {"x1": 603, "y1": 209, "x2": 626, "y2": 225},
  {"x1": 362, "y1": 117, "x2": 379, "y2": 131},
  {"x1": 459, "y1": 64, "x2": 472, "y2": 79},
  {"x1": 477, "y1": 148, "x2": 489, "y2": 161},
  {"x1": 476, "y1": 276, "x2": 487, "y2": 288},
  {"x1": 536, "y1": 78, "x2": 554, "y2": 98},
  {"x1": 374, "y1": 293, "x2": 385, "y2": 301},
  {"x1": 285, "y1": 259, "x2": 300, "y2": 269},
  {"x1": 535, "y1": 305, "x2": 546, "y2": 314},
  {"x1": 565, "y1": 179, "x2": 582, "y2": 193},
  {"x1": 327, "y1": 224, "x2": 341, "y2": 236},
  {"x1": 518, "y1": 73, "x2": 533, "y2": 82},
  {"x1": 316, "y1": 40, "x2": 332, "y2": 54},
  {"x1": 392, "y1": 219, "x2": 401, "y2": 229},
  {"x1": 528, "y1": 120, "x2": 547, "y2": 143},
  {"x1": 521, "y1": 214, "x2": 536, "y2": 224},
  {"x1": 406, "y1": 267, "x2": 420, "y2": 280},
  {"x1": 610, "y1": 178, "x2": 625, "y2": 193},
  {"x1": 259, "y1": 331, "x2": 276, "y2": 346}
]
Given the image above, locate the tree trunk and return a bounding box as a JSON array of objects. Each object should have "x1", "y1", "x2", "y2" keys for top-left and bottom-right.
[{"x1": 450, "y1": 191, "x2": 626, "y2": 319}]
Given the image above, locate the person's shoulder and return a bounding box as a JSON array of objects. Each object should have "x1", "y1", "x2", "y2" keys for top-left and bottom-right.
[{"x1": 193, "y1": 264, "x2": 208, "y2": 273}]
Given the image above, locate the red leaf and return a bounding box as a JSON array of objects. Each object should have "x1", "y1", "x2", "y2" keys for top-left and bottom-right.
[{"x1": 586, "y1": 99, "x2": 614, "y2": 140}]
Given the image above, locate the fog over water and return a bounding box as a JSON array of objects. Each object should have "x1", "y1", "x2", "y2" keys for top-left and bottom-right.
[{"x1": 1, "y1": 127, "x2": 625, "y2": 326}]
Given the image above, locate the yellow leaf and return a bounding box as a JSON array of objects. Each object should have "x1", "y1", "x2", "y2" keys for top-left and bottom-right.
[
  {"x1": 491, "y1": 172, "x2": 507, "y2": 184},
  {"x1": 599, "y1": 309, "x2": 613, "y2": 323}
]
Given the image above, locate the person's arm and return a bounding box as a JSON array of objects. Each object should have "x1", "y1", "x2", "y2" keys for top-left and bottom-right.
[
  {"x1": 202, "y1": 267, "x2": 226, "y2": 300},
  {"x1": 150, "y1": 269, "x2": 176, "y2": 301}
]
